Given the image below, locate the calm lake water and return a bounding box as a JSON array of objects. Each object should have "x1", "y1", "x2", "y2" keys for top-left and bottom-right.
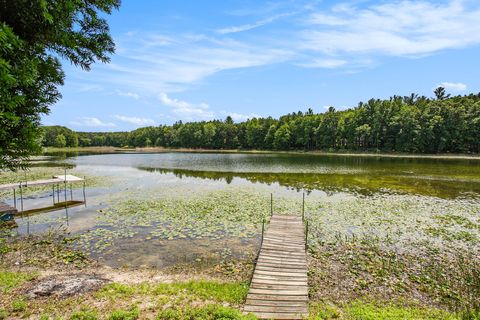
[
  {"x1": 8, "y1": 152, "x2": 480, "y2": 268},
  {"x1": 68, "y1": 152, "x2": 480, "y2": 198}
]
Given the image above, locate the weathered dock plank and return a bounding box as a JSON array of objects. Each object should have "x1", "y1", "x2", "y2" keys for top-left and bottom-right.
[{"x1": 244, "y1": 214, "x2": 308, "y2": 319}]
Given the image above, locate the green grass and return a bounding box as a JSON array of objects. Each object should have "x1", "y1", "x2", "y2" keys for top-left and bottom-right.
[
  {"x1": 0, "y1": 309, "x2": 8, "y2": 320},
  {"x1": 156, "y1": 304, "x2": 257, "y2": 320},
  {"x1": 345, "y1": 301, "x2": 457, "y2": 320},
  {"x1": 11, "y1": 299, "x2": 27, "y2": 312},
  {"x1": 0, "y1": 270, "x2": 36, "y2": 293},
  {"x1": 96, "y1": 280, "x2": 249, "y2": 305},
  {"x1": 28, "y1": 281, "x2": 250, "y2": 319},
  {"x1": 307, "y1": 301, "x2": 459, "y2": 320},
  {"x1": 108, "y1": 306, "x2": 139, "y2": 320},
  {"x1": 152, "y1": 281, "x2": 249, "y2": 304},
  {"x1": 69, "y1": 308, "x2": 98, "y2": 320}
]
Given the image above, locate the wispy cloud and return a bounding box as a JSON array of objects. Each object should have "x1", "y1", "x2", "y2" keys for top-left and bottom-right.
[
  {"x1": 296, "y1": 58, "x2": 347, "y2": 68},
  {"x1": 438, "y1": 82, "x2": 467, "y2": 92},
  {"x1": 115, "y1": 90, "x2": 140, "y2": 100},
  {"x1": 70, "y1": 117, "x2": 116, "y2": 128},
  {"x1": 82, "y1": 34, "x2": 292, "y2": 96},
  {"x1": 77, "y1": 84, "x2": 103, "y2": 93},
  {"x1": 113, "y1": 115, "x2": 155, "y2": 126},
  {"x1": 158, "y1": 93, "x2": 215, "y2": 120},
  {"x1": 157, "y1": 94, "x2": 261, "y2": 122},
  {"x1": 217, "y1": 12, "x2": 293, "y2": 34},
  {"x1": 301, "y1": 1, "x2": 480, "y2": 56}
]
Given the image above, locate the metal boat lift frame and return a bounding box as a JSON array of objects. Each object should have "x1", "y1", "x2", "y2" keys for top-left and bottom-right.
[{"x1": 0, "y1": 170, "x2": 87, "y2": 228}]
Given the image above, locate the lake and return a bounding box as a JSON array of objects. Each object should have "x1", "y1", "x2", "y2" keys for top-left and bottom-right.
[{"x1": 5, "y1": 152, "x2": 480, "y2": 268}]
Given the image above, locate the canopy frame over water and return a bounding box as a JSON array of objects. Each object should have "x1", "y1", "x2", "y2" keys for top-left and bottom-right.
[
  {"x1": 0, "y1": 174, "x2": 84, "y2": 191},
  {"x1": 0, "y1": 173, "x2": 87, "y2": 231}
]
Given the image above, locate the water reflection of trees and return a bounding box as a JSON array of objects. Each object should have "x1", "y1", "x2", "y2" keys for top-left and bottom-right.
[{"x1": 137, "y1": 167, "x2": 480, "y2": 199}]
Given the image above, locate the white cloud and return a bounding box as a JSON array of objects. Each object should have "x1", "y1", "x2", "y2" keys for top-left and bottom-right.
[
  {"x1": 157, "y1": 94, "x2": 261, "y2": 122},
  {"x1": 308, "y1": 13, "x2": 348, "y2": 26},
  {"x1": 301, "y1": 1, "x2": 480, "y2": 57},
  {"x1": 73, "y1": 32, "x2": 293, "y2": 96},
  {"x1": 438, "y1": 82, "x2": 467, "y2": 92},
  {"x1": 62, "y1": 0, "x2": 480, "y2": 116},
  {"x1": 115, "y1": 90, "x2": 140, "y2": 100},
  {"x1": 217, "y1": 13, "x2": 293, "y2": 34},
  {"x1": 70, "y1": 117, "x2": 116, "y2": 128},
  {"x1": 113, "y1": 115, "x2": 155, "y2": 126},
  {"x1": 158, "y1": 93, "x2": 215, "y2": 120},
  {"x1": 77, "y1": 84, "x2": 103, "y2": 92},
  {"x1": 297, "y1": 58, "x2": 347, "y2": 68}
]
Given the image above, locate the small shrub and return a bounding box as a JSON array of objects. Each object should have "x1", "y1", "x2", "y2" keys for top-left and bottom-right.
[
  {"x1": 0, "y1": 309, "x2": 8, "y2": 320},
  {"x1": 108, "y1": 306, "x2": 139, "y2": 320},
  {"x1": 11, "y1": 299, "x2": 27, "y2": 312},
  {"x1": 70, "y1": 308, "x2": 98, "y2": 320}
]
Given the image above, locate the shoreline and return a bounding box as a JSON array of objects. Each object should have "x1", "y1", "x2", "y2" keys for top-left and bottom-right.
[{"x1": 42, "y1": 146, "x2": 480, "y2": 160}]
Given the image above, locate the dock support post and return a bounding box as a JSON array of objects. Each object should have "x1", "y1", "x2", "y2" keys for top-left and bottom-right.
[
  {"x1": 57, "y1": 184, "x2": 60, "y2": 203},
  {"x1": 302, "y1": 192, "x2": 305, "y2": 222},
  {"x1": 305, "y1": 220, "x2": 308, "y2": 251},
  {"x1": 64, "y1": 170, "x2": 68, "y2": 226},
  {"x1": 13, "y1": 189, "x2": 16, "y2": 209},
  {"x1": 83, "y1": 177, "x2": 86, "y2": 207},
  {"x1": 261, "y1": 218, "x2": 265, "y2": 246},
  {"x1": 20, "y1": 185, "x2": 24, "y2": 220},
  {"x1": 270, "y1": 193, "x2": 273, "y2": 217},
  {"x1": 70, "y1": 184, "x2": 73, "y2": 201},
  {"x1": 52, "y1": 185, "x2": 55, "y2": 205}
]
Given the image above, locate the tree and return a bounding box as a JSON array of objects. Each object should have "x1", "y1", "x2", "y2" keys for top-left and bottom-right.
[
  {"x1": 203, "y1": 123, "x2": 216, "y2": 148},
  {"x1": 273, "y1": 124, "x2": 292, "y2": 149},
  {"x1": 355, "y1": 124, "x2": 371, "y2": 148},
  {"x1": 434, "y1": 87, "x2": 450, "y2": 100},
  {"x1": 42, "y1": 126, "x2": 78, "y2": 147},
  {"x1": 0, "y1": 0, "x2": 120, "y2": 170},
  {"x1": 144, "y1": 138, "x2": 152, "y2": 147},
  {"x1": 54, "y1": 134, "x2": 66, "y2": 148},
  {"x1": 37, "y1": 92, "x2": 480, "y2": 154}
]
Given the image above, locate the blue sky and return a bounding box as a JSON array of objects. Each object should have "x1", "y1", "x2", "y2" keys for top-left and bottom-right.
[{"x1": 42, "y1": 0, "x2": 480, "y2": 131}]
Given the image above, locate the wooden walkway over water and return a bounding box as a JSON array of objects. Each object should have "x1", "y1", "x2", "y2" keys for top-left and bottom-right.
[{"x1": 245, "y1": 214, "x2": 308, "y2": 319}]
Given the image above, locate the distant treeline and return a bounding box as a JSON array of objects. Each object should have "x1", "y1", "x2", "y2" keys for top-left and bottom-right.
[{"x1": 42, "y1": 90, "x2": 480, "y2": 153}]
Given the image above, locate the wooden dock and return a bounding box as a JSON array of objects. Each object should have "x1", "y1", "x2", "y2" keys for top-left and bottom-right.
[{"x1": 244, "y1": 214, "x2": 308, "y2": 319}]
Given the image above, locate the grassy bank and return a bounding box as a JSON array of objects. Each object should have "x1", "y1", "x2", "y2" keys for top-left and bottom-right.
[
  {"x1": 0, "y1": 268, "x2": 468, "y2": 319},
  {"x1": 1, "y1": 206, "x2": 478, "y2": 319},
  {"x1": 1, "y1": 267, "x2": 464, "y2": 319}
]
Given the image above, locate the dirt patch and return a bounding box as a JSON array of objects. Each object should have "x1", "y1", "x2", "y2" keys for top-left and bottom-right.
[{"x1": 26, "y1": 274, "x2": 108, "y2": 298}]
